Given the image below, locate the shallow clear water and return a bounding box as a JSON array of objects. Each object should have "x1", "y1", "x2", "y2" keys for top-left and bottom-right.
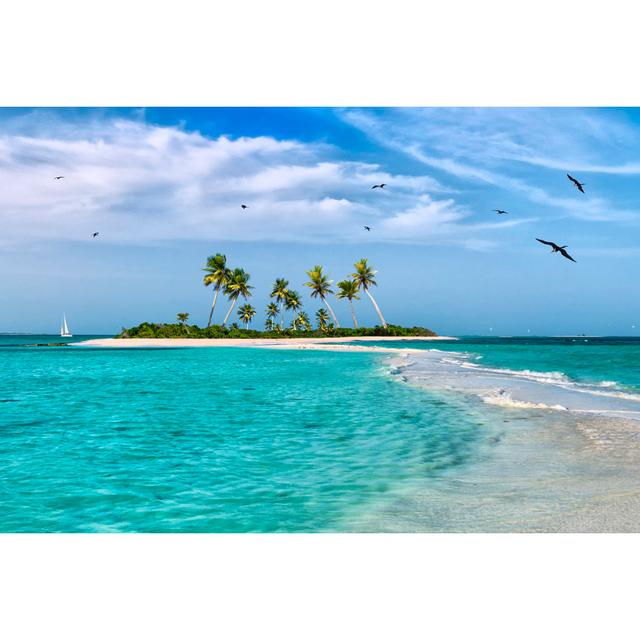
[{"x1": 0, "y1": 338, "x2": 485, "y2": 532}]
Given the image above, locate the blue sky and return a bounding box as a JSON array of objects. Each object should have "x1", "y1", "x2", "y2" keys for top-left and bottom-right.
[{"x1": 1, "y1": 107, "x2": 639, "y2": 335}]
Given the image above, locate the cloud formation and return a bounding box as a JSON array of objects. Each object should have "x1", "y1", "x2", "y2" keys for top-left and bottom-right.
[
  {"x1": 340, "y1": 108, "x2": 640, "y2": 223},
  {"x1": 0, "y1": 115, "x2": 519, "y2": 248}
]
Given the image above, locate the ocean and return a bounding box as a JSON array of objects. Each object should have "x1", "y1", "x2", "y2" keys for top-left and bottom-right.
[{"x1": 1, "y1": 335, "x2": 640, "y2": 532}]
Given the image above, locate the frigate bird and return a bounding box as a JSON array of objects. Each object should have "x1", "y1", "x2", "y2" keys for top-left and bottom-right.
[
  {"x1": 54, "y1": 176, "x2": 64, "y2": 180},
  {"x1": 92, "y1": 232, "x2": 99, "y2": 238},
  {"x1": 364, "y1": 226, "x2": 371, "y2": 231},
  {"x1": 241, "y1": 204, "x2": 248, "y2": 209},
  {"x1": 536, "y1": 238, "x2": 577, "y2": 262},
  {"x1": 371, "y1": 183, "x2": 386, "y2": 189},
  {"x1": 567, "y1": 174, "x2": 585, "y2": 193},
  {"x1": 493, "y1": 209, "x2": 509, "y2": 215}
]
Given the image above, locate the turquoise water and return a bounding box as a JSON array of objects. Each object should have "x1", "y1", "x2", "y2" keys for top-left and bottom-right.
[
  {"x1": 358, "y1": 337, "x2": 640, "y2": 391},
  {"x1": 3, "y1": 335, "x2": 640, "y2": 532},
  {"x1": 0, "y1": 337, "x2": 484, "y2": 532},
  {"x1": 0, "y1": 334, "x2": 108, "y2": 346}
]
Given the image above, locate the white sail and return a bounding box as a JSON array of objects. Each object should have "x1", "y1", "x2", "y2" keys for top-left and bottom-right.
[{"x1": 61, "y1": 314, "x2": 72, "y2": 337}]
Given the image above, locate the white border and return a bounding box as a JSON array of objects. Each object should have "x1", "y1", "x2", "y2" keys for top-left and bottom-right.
[
  {"x1": 2, "y1": 0, "x2": 640, "y2": 106},
  {"x1": 1, "y1": 534, "x2": 639, "y2": 639},
  {"x1": 1, "y1": 1, "x2": 639, "y2": 638}
]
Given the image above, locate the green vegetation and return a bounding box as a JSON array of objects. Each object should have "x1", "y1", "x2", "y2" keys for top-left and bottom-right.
[
  {"x1": 292, "y1": 311, "x2": 311, "y2": 331},
  {"x1": 315, "y1": 308, "x2": 330, "y2": 331},
  {"x1": 335, "y1": 279, "x2": 360, "y2": 329},
  {"x1": 118, "y1": 254, "x2": 436, "y2": 339},
  {"x1": 284, "y1": 289, "x2": 302, "y2": 326},
  {"x1": 352, "y1": 258, "x2": 387, "y2": 328},
  {"x1": 222, "y1": 268, "x2": 253, "y2": 326},
  {"x1": 238, "y1": 303, "x2": 256, "y2": 329},
  {"x1": 116, "y1": 323, "x2": 436, "y2": 339},
  {"x1": 202, "y1": 253, "x2": 231, "y2": 327},
  {"x1": 264, "y1": 302, "x2": 279, "y2": 331},
  {"x1": 305, "y1": 265, "x2": 340, "y2": 328},
  {"x1": 270, "y1": 278, "x2": 289, "y2": 330}
]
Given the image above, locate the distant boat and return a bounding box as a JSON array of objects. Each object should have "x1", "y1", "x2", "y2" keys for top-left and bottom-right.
[{"x1": 60, "y1": 314, "x2": 72, "y2": 337}]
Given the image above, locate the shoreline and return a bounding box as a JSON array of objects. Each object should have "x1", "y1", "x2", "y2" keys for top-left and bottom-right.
[
  {"x1": 386, "y1": 348, "x2": 640, "y2": 421},
  {"x1": 74, "y1": 335, "x2": 457, "y2": 348},
  {"x1": 365, "y1": 350, "x2": 640, "y2": 532}
]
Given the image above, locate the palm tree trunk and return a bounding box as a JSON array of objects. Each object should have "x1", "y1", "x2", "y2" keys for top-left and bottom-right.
[
  {"x1": 223, "y1": 298, "x2": 237, "y2": 326},
  {"x1": 364, "y1": 287, "x2": 387, "y2": 328},
  {"x1": 207, "y1": 285, "x2": 221, "y2": 327},
  {"x1": 322, "y1": 295, "x2": 340, "y2": 328},
  {"x1": 280, "y1": 304, "x2": 285, "y2": 330},
  {"x1": 349, "y1": 300, "x2": 358, "y2": 329}
]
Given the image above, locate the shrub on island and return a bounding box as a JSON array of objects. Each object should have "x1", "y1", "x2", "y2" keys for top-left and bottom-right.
[{"x1": 116, "y1": 323, "x2": 436, "y2": 339}]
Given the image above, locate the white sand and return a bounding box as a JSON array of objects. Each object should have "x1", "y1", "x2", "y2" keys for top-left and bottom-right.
[{"x1": 75, "y1": 336, "x2": 456, "y2": 349}]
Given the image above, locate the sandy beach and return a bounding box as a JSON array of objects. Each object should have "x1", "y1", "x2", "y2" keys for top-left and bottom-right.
[
  {"x1": 370, "y1": 349, "x2": 640, "y2": 532},
  {"x1": 75, "y1": 335, "x2": 456, "y2": 349}
]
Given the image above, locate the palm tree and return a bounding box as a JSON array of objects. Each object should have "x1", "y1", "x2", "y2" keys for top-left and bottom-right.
[
  {"x1": 315, "y1": 308, "x2": 330, "y2": 331},
  {"x1": 284, "y1": 290, "x2": 302, "y2": 327},
  {"x1": 238, "y1": 304, "x2": 256, "y2": 329},
  {"x1": 203, "y1": 254, "x2": 231, "y2": 327},
  {"x1": 302, "y1": 311, "x2": 312, "y2": 330},
  {"x1": 336, "y1": 279, "x2": 360, "y2": 328},
  {"x1": 222, "y1": 268, "x2": 253, "y2": 326},
  {"x1": 293, "y1": 311, "x2": 311, "y2": 331},
  {"x1": 270, "y1": 278, "x2": 289, "y2": 330},
  {"x1": 304, "y1": 265, "x2": 340, "y2": 328},
  {"x1": 176, "y1": 312, "x2": 190, "y2": 335},
  {"x1": 352, "y1": 258, "x2": 387, "y2": 328},
  {"x1": 265, "y1": 302, "x2": 279, "y2": 331}
]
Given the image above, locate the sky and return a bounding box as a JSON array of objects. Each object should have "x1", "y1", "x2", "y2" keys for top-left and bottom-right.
[{"x1": 1, "y1": 106, "x2": 640, "y2": 336}]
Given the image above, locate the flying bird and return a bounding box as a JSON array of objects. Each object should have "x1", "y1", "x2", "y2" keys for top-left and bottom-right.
[
  {"x1": 493, "y1": 209, "x2": 509, "y2": 215},
  {"x1": 240, "y1": 204, "x2": 248, "y2": 209},
  {"x1": 54, "y1": 176, "x2": 64, "y2": 180},
  {"x1": 567, "y1": 174, "x2": 585, "y2": 193},
  {"x1": 536, "y1": 238, "x2": 577, "y2": 263},
  {"x1": 364, "y1": 226, "x2": 371, "y2": 231},
  {"x1": 92, "y1": 232, "x2": 99, "y2": 238},
  {"x1": 371, "y1": 183, "x2": 386, "y2": 189}
]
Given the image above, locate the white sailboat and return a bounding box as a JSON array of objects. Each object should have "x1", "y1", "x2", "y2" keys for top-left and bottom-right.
[{"x1": 60, "y1": 313, "x2": 72, "y2": 337}]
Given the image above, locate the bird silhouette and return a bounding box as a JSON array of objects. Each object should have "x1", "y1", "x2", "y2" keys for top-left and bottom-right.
[
  {"x1": 493, "y1": 209, "x2": 509, "y2": 215},
  {"x1": 371, "y1": 183, "x2": 386, "y2": 189},
  {"x1": 364, "y1": 226, "x2": 371, "y2": 231},
  {"x1": 536, "y1": 238, "x2": 577, "y2": 262},
  {"x1": 92, "y1": 232, "x2": 99, "y2": 238},
  {"x1": 567, "y1": 174, "x2": 585, "y2": 193},
  {"x1": 241, "y1": 204, "x2": 248, "y2": 209},
  {"x1": 54, "y1": 176, "x2": 64, "y2": 180}
]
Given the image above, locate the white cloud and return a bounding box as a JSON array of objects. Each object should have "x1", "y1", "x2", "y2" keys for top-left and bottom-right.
[
  {"x1": 365, "y1": 107, "x2": 639, "y2": 174},
  {"x1": 340, "y1": 108, "x2": 640, "y2": 223},
  {"x1": 0, "y1": 116, "x2": 507, "y2": 248}
]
